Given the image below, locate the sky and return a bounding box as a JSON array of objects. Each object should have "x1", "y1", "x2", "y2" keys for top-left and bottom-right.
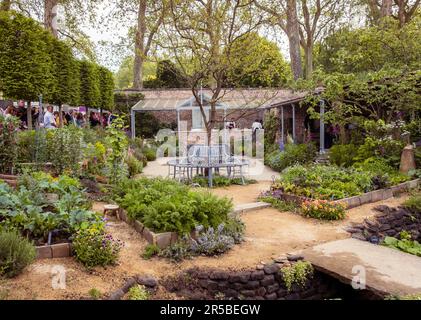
[{"x1": 77, "y1": 1, "x2": 292, "y2": 73}]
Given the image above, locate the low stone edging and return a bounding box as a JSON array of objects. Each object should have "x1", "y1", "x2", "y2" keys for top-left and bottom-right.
[
  {"x1": 117, "y1": 209, "x2": 180, "y2": 249},
  {"x1": 273, "y1": 179, "x2": 420, "y2": 209},
  {"x1": 334, "y1": 179, "x2": 420, "y2": 209},
  {"x1": 36, "y1": 243, "x2": 72, "y2": 259}
]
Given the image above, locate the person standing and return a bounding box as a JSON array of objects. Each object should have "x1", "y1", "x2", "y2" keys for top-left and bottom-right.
[{"x1": 44, "y1": 105, "x2": 57, "y2": 129}]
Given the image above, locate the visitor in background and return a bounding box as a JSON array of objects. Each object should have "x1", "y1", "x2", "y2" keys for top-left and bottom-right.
[
  {"x1": 68, "y1": 110, "x2": 77, "y2": 126},
  {"x1": 32, "y1": 106, "x2": 40, "y2": 127},
  {"x1": 76, "y1": 112, "x2": 85, "y2": 128},
  {"x1": 44, "y1": 105, "x2": 57, "y2": 129},
  {"x1": 89, "y1": 111, "x2": 100, "y2": 128},
  {"x1": 252, "y1": 119, "x2": 263, "y2": 133},
  {"x1": 64, "y1": 111, "x2": 72, "y2": 126},
  {"x1": 4, "y1": 105, "x2": 15, "y2": 118},
  {"x1": 108, "y1": 112, "x2": 116, "y2": 125}
]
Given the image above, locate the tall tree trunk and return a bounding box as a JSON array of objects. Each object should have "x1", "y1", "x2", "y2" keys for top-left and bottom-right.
[
  {"x1": 286, "y1": 0, "x2": 303, "y2": 80},
  {"x1": 0, "y1": 0, "x2": 11, "y2": 11},
  {"x1": 133, "y1": 0, "x2": 147, "y2": 90},
  {"x1": 27, "y1": 101, "x2": 32, "y2": 131},
  {"x1": 380, "y1": 0, "x2": 393, "y2": 17},
  {"x1": 44, "y1": 0, "x2": 59, "y2": 38},
  {"x1": 304, "y1": 43, "x2": 313, "y2": 79},
  {"x1": 397, "y1": 0, "x2": 406, "y2": 27}
]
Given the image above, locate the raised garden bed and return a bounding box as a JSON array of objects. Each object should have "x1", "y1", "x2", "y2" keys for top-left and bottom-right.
[
  {"x1": 117, "y1": 209, "x2": 189, "y2": 249},
  {"x1": 36, "y1": 243, "x2": 72, "y2": 259},
  {"x1": 266, "y1": 179, "x2": 419, "y2": 210}
]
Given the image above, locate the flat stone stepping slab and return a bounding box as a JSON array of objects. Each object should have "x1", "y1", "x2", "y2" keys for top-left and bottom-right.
[
  {"x1": 233, "y1": 202, "x2": 271, "y2": 214},
  {"x1": 302, "y1": 238, "x2": 421, "y2": 297}
]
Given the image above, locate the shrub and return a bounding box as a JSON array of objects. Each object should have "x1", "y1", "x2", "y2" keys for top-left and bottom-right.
[
  {"x1": 88, "y1": 288, "x2": 102, "y2": 300},
  {"x1": 72, "y1": 229, "x2": 123, "y2": 268},
  {"x1": 143, "y1": 148, "x2": 157, "y2": 161},
  {"x1": 329, "y1": 144, "x2": 358, "y2": 167},
  {"x1": 259, "y1": 194, "x2": 298, "y2": 213},
  {"x1": 142, "y1": 244, "x2": 161, "y2": 260},
  {"x1": 301, "y1": 200, "x2": 347, "y2": 220},
  {"x1": 117, "y1": 178, "x2": 233, "y2": 234},
  {"x1": 265, "y1": 143, "x2": 317, "y2": 172},
  {"x1": 190, "y1": 224, "x2": 235, "y2": 256},
  {"x1": 126, "y1": 154, "x2": 143, "y2": 177},
  {"x1": 0, "y1": 115, "x2": 19, "y2": 174},
  {"x1": 280, "y1": 260, "x2": 314, "y2": 292},
  {"x1": 383, "y1": 231, "x2": 421, "y2": 257},
  {"x1": 158, "y1": 237, "x2": 192, "y2": 262},
  {"x1": 48, "y1": 126, "x2": 84, "y2": 175},
  {"x1": 0, "y1": 231, "x2": 36, "y2": 278},
  {"x1": 403, "y1": 193, "x2": 421, "y2": 212},
  {"x1": 128, "y1": 285, "x2": 150, "y2": 300}
]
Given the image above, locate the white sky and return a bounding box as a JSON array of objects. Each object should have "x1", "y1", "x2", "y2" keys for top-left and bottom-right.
[{"x1": 78, "y1": 2, "x2": 291, "y2": 73}]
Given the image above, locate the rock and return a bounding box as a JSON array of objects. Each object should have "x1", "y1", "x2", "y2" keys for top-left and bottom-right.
[
  {"x1": 263, "y1": 264, "x2": 280, "y2": 275},
  {"x1": 276, "y1": 289, "x2": 288, "y2": 298},
  {"x1": 228, "y1": 272, "x2": 250, "y2": 283},
  {"x1": 224, "y1": 289, "x2": 238, "y2": 298},
  {"x1": 250, "y1": 270, "x2": 265, "y2": 281},
  {"x1": 400, "y1": 145, "x2": 416, "y2": 174},
  {"x1": 266, "y1": 283, "x2": 280, "y2": 294},
  {"x1": 374, "y1": 205, "x2": 390, "y2": 213},
  {"x1": 244, "y1": 281, "x2": 260, "y2": 290},
  {"x1": 264, "y1": 292, "x2": 277, "y2": 300},
  {"x1": 210, "y1": 271, "x2": 229, "y2": 281},
  {"x1": 260, "y1": 275, "x2": 275, "y2": 286},
  {"x1": 274, "y1": 255, "x2": 288, "y2": 263},
  {"x1": 256, "y1": 287, "x2": 266, "y2": 297},
  {"x1": 108, "y1": 289, "x2": 125, "y2": 300},
  {"x1": 256, "y1": 264, "x2": 265, "y2": 270},
  {"x1": 287, "y1": 254, "x2": 304, "y2": 262},
  {"x1": 121, "y1": 277, "x2": 137, "y2": 293},
  {"x1": 240, "y1": 290, "x2": 255, "y2": 298},
  {"x1": 136, "y1": 275, "x2": 158, "y2": 287}
]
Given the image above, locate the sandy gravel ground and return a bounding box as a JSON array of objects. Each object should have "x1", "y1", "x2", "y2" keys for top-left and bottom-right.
[{"x1": 0, "y1": 193, "x2": 408, "y2": 300}]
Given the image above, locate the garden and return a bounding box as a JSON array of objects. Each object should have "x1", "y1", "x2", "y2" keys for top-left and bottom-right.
[{"x1": 1, "y1": 0, "x2": 421, "y2": 303}]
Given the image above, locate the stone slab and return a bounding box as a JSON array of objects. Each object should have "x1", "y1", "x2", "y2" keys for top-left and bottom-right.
[
  {"x1": 302, "y1": 238, "x2": 421, "y2": 296},
  {"x1": 233, "y1": 202, "x2": 271, "y2": 214}
]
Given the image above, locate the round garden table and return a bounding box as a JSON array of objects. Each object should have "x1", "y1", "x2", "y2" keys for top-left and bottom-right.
[{"x1": 167, "y1": 157, "x2": 250, "y2": 186}]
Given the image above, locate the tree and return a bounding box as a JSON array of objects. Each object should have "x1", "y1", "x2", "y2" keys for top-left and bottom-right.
[
  {"x1": 256, "y1": 0, "x2": 346, "y2": 79},
  {"x1": 79, "y1": 60, "x2": 101, "y2": 108},
  {"x1": 0, "y1": 11, "x2": 54, "y2": 129},
  {"x1": 132, "y1": 0, "x2": 168, "y2": 89},
  {"x1": 98, "y1": 66, "x2": 115, "y2": 110},
  {"x1": 256, "y1": 0, "x2": 303, "y2": 80},
  {"x1": 315, "y1": 16, "x2": 421, "y2": 73},
  {"x1": 162, "y1": 0, "x2": 267, "y2": 143},
  {"x1": 155, "y1": 60, "x2": 188, "y2": 88},
  {"x1": 226, "y1": 32, "x2": 291, "y2": 87},
  {"x1": 0, "y1": 0, "x2": 11, "y2": 11},
  {"x1": 366, "y1": 0, "x2": 420, "y2": 26},
  {"x1": 9, "y1": 0, "x2": 100, "y2": 60}
]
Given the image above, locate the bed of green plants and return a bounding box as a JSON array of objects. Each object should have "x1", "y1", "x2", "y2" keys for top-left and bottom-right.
[
  {"x1": 383, "y1": 231, "x2": 421, "y2": 257},
  {"x1": 0, "y1": 172, "x2": 102, "y2": 246},
  {"x1": 0, "y1": 171, "x2": 123, "y2": 270},
  {"x1": 264, "y1": 143, "x2": 317, "y2": 172},
  {"x1": 191, "y1": 175, "x2": 257, "y2": 188},
  {"x1": 115, "y1": 177, "x2": 234, "y2": 235},
  {"x1": 272, "y1": 159, "x2": 409, "y2": 201}
]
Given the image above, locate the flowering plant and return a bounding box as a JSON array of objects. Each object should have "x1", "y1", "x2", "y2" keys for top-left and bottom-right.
[
  {"x1": 72, "y1": 228, "x2": 123, "y2": 268},
  {"x1": 301, "y1": 200, "x2": 346, "y2": 220}
]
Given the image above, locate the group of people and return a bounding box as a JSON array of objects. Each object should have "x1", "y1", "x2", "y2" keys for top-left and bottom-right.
[{"x1": 1, "y1": 102, "x2": 116, "y2": 130}]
